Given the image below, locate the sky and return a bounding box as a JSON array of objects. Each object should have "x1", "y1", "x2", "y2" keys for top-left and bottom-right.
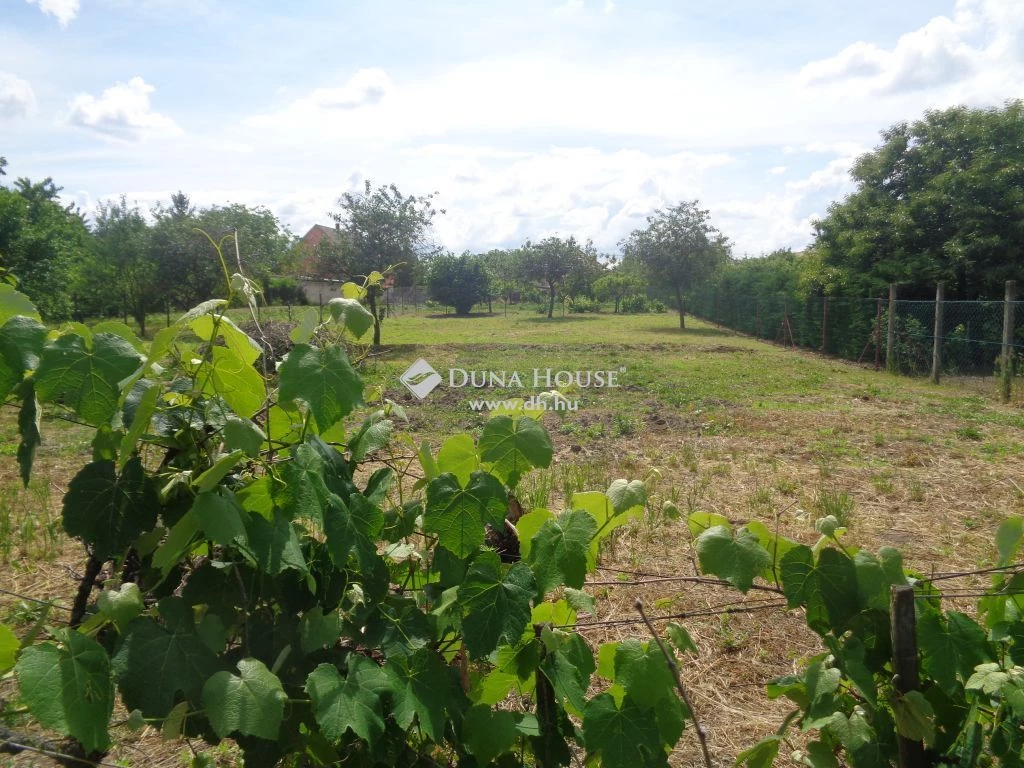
[{"x1": 1, "y1": 0, "x2": 1022, "y2": 258}]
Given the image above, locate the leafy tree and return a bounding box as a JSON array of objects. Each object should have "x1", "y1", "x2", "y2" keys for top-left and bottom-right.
[
  {"x1": 0, "y1": 172, "x2": 88, "y2": 320},
  {"x1": 195, "y1": 203, "x2": 294, "y2": 284},
  {"x1": 593, "y1": 271, "x2": 646, "y2": 314},
  {"x1": 481, "y1": 248, "x2": 524, "y2": 315},
  {"x1": 815, "y1": 101, "x2": 1024, "y2": 299},
  {"x1": 561, "y1": 240, "x2": 605, "y2": 304},
  {"x1": 519, "y1": 236, "x2": 586, "y2": 318},
  {"x1": 331, "y1": 180, "x2": 441, "y2": 287},
  {"x1": 623, "y1": 201, "x2": 730, "y2": 328},
  {"x1": 89, "y1": 197, "x2": 156, "y2": 335},
  {"x1": 426, "y1": 252, "x2": 490, "y2": 315}
]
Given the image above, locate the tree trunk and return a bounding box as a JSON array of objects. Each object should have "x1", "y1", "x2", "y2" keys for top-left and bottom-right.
[
  {"x1": 547, "y1": 285, "x2": 555, "y2": 319},
  {"x1": 368, "y1": 288, "x2": 381, "y2": 346},
  {"x1": 676, "y1": 286, "x2": 685, "y2": 329}
]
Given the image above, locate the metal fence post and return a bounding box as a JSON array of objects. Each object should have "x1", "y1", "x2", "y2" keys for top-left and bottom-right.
[
  {"x1": 1002, "y1": 280, "x2": 1017, "y2": 403},
  {"x1": 886, "y1": 284, "x2": 897, "y2": 373},
  {"x1": 931, "y1": 282, "x2": 944, "y2": 384}
]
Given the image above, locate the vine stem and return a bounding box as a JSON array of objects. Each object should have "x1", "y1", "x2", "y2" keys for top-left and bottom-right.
[{"x1": 634, "y1": 599, "x2": 714, "y2": 768}]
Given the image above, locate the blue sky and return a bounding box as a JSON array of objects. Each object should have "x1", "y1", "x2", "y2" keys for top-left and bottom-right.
[{"x1": 2, "y1": 0, "x2": 1021, "y2": 257}]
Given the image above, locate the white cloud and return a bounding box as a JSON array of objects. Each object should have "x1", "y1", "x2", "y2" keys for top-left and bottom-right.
[
  {"x1": 603, "y1": 0, "x2": 615, "y2": 12},
  {"x1": 0, "y1": 72, "x2": 36, "y2": 119},
  {"x1": 25, "y1": 0, "x2": 79, "y2": 27},
  {"x1": 65, "y1": 77, "x2": 182, "y2": 142},
  {"x1": 767, "y1": 166, "x2": 787, "y2": 176},
  {"x1": 296, "y1": 68, "x2": 393, "y2": 111},
  {"x1": 799, "y1": 0, "x2": 1023, "y2": 94}
]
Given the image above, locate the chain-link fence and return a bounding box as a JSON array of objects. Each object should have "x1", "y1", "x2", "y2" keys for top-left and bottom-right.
[{"x1": 690, "y1": 286, "x2": 1024, "y2": 388}]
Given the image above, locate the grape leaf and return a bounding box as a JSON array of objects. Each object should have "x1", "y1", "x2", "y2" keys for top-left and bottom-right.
[
  {"x1": 224, "y1": 415, "x2": 265, "y2": 457},
  {"x1": 606, "y1": 478, "x2": 647, "y2": 515},
  {"x1": 528, "y1": 510, "x2": 598, "y2": 594},
  {"x1": 112, "y1": 608, "x2": 220, "y2": 716},
  {"x1": 97, "y1": 583, "x2": 144, "y2": 628},
  {"x1": 36, "y1": 330, "x2": 143, "y2": 424},
  {"x1": 582, "y1": 692, "x2": 665, "y2": 768},
  {"x1": 540, "y1": 633, "x2": 596, "y2": 713},
  {"x1": 327, "y1": 297, "x2": 374, "y2": 338},
  {"x1": 436, "y1": 434, "x2": 478, "y2": 486},
  {"x1": 384, "y1": 647, "x2": 451, "y2": 741},
  {"x1": 200, "y1": 346, "x2": 265, "y2": 418},
  {"x1": 245, "y1": 507, "x2": 308, "y2": 575},
  {"x1": 0, "y1": 315, "x2": 45, "y2": 398},
  {"x1": 424, "y1": 471, "x2": 508, "y2": 558},
  {"x1": 202, "y1": 658, "x2": 287, "y2": 740},
  {"x1": 0, "y1": 623, "x2": 17, "y2": 674},
  {"x1": 306, "y1": 657, "x2": 389, "y2": 744},
  {"x1": 299, "y1": 607, "x2": 341, "y2": 654},
  {"x1": 62, "y1": 457, "x2": 159, "y2": 560},
  {"x1": 478, "y1": 415, "x2": 552, "y2": 487},
  {"x1": 613, "y1": 639, "x2": 675, "y2": 709},
  {"x1": 462, "y1": 705, "x2": 519, "y2": 764},
  {"x1": 192, "y1": 488, "x2": 249, "y2": 547},
  {"x1": 460, "y1": 553, "x2": 536, "y2": 659},
  {"x1": 278, "y1": 343, "x2": 363, "y2": 432},
  {"x1": 15, "y1": 631, "x2": 114, "y2": 752},
  {"x1": 694, "y1": 525, "x2": 772, "y2": 593},
  {"x1": 191, "y1": 314, "x2": 262, "y2": 367},
  {"x1": 736, "y1": 736, "x2": 781, "y2": 768},
  {"x1": 0, "y1": 283, "x2": 40, "y2": 325}
]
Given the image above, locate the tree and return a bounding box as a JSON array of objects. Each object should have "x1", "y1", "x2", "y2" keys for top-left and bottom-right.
[
  {"x1": 593, "y1": 271, "x2": 645, "y2": 313},
  {"x1": 624, "y1": 201, "x2": 730, "y2": 328},
  {"x1": 480, "y1": 248, "x2": 524, "y2": 315},
  {"x1": 0, "y1": 172, "x2": 88, "y2": 320},
  {"x1": 332, "y1": 180, "x2": 441, "y2": 287},
  {"x1": 426, "y1": 252, "x2": 491, "y2": 315},
  {"x1": 814, "y1": 101, "x2": 1024, "y2": 299},
  {"x1": 90, "y1": 197, "x2": 156, "y2": 335},
  {"x1": 519, "y1": 236, "x2": 585, "y2": 318}
]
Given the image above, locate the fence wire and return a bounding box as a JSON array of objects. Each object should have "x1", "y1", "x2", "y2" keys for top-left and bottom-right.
[{"x1": 690, "y1": 292, "x2": 1024, "y2": 378}]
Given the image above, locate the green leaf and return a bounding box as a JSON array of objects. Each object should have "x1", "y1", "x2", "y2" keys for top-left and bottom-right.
[
  {"x1": 192, "y1": 488, "x2": 249, "y2": 547},
  {"x1": 614, "y1": 639, "x2": 675, "y2": 709},
  {"x1": 516, "y1": 508, "x2": 553, "y2": 561},
  {"x1": 825, "y1": 711, "x2": 873, "y2": 752},
  {"x1": 306, "y1": 657, "x2": 388, "y2": 744},
  {"x1": 779, "y1": 545, "x2": 859, "y2": 634},
  {"x1": 996, "y1": 517, "x2": 1024, "y2": 566},
  {"x1": 91, "y1": 321, "x2": 144, "y2": 351},
  {"x1": 200, "y1": 346, "x2": 265, "y2": 418},
  {"x1": 892, "y1": 690, "x2": 936, "y2": 746},
  {"x1": 0, "y1": 623, "x2": 17, "y2": 674},
  {"x1": 478, "y1": 415, "x2": 552, "y2": 487},
  {"x1": 606, "y1": 478, "x2": 647, "y2": 515},
  {"x1": 528, "y1": 509, "x2": 598, "y2": 593},
  {"x1": 694, "y1": 525, "x2": 772, "y2": 593},
  {"x1": 0, "y1": 283, "x2": 40, "y2": 324},
  {"x1": 192, "y1": 449, "x2": 245, "y2": 493},
  {"x1": 224, "y1": 415, "x2": 266, "y2": 457},
  {"x1": 202, "y1": 658, "x2": 287, "y2": 740},
  {"x1": 289, "y1": 307, "x2": 319, "y2": 344},
  {"x1": 246, "y1": 507, "x2": 308, "y2": 575},
  {"x1": 16, "y1": 381, "x2": 40, "y2": 487},
  {"x1": 0, "y1": 316, "x2": 45, "y2": 398},
  {"x1": 347, "y1": 412, "x2": 392, "y2": 462},
  {"x1": 462, "y1": 705, "x2": 519, "y2": 765},
  {"x1": 112, "y1": 608, "x2": 220, "y2": 716},
  {"x1": 15, "y1": 631, "x2": 114, "y2": 752},
  {"x1": 299, "y1": 607, "x2": 341, "y2": 654},
  {"x1": 918, "y1": 610, "x2": 992, "y2": 694},
  {"x1": 424, "y1": 471, "x2": 508, "y2": 558},
  {"x1": 803, "y1": 661, "x2": 843, "y2": 729},
  {"x1": 191, "y1": 314, "x2": 262, "y2": 367},
  {"x1": 460, "y1": 554, "x2": 536, "y2": 659},
  {"x1": 62, "y1": 457, "x2": 159, "y2": 560},
  {"x1": 686, "y1": 511, "x2": 730, "y2": 537},
  {"x1": 582, "y1": 692, "x2": 666, "y2": 768},
  {"x1": 279, "y1": 342, "x2": 363, "y2": 432},
  {"x1": 36, "y1": 330, "x2": 143, "y2": 424},
  {"x1": 667, "y1": 622, "x2": 698, "y2": 655},
  {"x1": 436, "y1": 434, "x2": 479, "y2": 486},
  {"x1": 736, "y1": 736, "x2": 781, "y2": 768},
  {"x1": 384, "y1": 648, "x2": 450, "y2": 741},
  {"x1": 97, "y1": 583, "x2": 144, "y2": 628},
  {"x1": 541, "y1": 633, "x2": 596, "y2": 713},
  {"x1": 275, "y1": 442, "x2": 331, "y2": 524},
  {"x1": 853, "y1": 551, "x2": 889, "y2": 611},
  {"x1": 327, "y1": 297, "x2": 374, "y2": 338},
  {"x1": 118, "y1": 382, "x2": 159, "y2": 470}
]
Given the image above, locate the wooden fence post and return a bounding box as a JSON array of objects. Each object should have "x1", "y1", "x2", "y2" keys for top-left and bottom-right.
[
  {"x1": 891, "y1": 585, "x2": 927, "y2": 768},
  {"x1": 1002, "y1": 280, "x2": 1016, "y2": 403},
  {"x1": 931, "y1": 282, "x2": 944, "y2": 384},
  {"x1": 755, "y1": 300, "x2": 761, "y2": 339},
  {"x1": 886, "y1": 284, "x2": 897, "y2": 373},
  {"x1": 875, "y1": 298, "x2": 883, "y2": 371},
  {"x1": 821, "y1": 297, "x2": 830, "y2": 353}
]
